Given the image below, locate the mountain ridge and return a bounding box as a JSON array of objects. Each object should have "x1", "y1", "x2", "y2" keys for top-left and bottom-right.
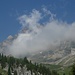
[{"x1": 0, "y1": 34, "x2": 75, "y2": 66}]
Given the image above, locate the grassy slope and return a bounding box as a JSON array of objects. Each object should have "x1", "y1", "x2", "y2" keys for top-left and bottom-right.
[
  {"x1": 44, "y1": 64, "x2": 72, "y2": 75},
  {"x1": 58, "y1": 66, "x2": 72, "y2": 75}
]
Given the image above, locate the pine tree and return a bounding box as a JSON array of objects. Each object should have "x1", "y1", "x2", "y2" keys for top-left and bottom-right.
[
  {"x1": 14, "y1": 70, "x2": 17, "y2": 75},
  {"x1": 52, "y1": 70, "x2": 59, "y2": 75},
  {"x1": 8, "y1": 64, "x2": 11, "y2": 75},
  {"x1": 0, "y1": 53, "x2": 1, "y2": 62},
  {"x1": 1, "y1": 54, "x2": 6, "y2": 69},
  {"x1": 63, "y1": 73, "x2": 65, "y2": 75},
  {"x1": 72, "y1": 64, "x2": 75, "y2": 75},
  {"x1": 0, "y1": 73, "x2": 2, "y2": 75}
]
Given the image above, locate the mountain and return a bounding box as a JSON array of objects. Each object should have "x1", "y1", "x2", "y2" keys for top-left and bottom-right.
[
  {"x1": 0, "y1": 35, "x2": 17, "y2": 54},
  {"x1": 0, "y1": 33, "x2": 75, "y2": 66},
  {"x1": 29, "y1": 40, "x2": 75, "y2": 66}
]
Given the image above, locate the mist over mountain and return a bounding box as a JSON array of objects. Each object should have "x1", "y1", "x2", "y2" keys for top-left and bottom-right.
[{"x1": 0, "y1": 8, "x2": 75, "y2": 60}]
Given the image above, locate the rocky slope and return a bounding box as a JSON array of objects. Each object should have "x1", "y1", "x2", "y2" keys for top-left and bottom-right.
[
  {"x1": 29, "y1": 40, "x2": 75, "y2": 66},
  {"x1": 0, "y1": 34, "x2": 75, "y2": 66}
]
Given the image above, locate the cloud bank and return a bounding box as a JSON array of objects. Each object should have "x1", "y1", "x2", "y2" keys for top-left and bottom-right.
[{"x1": 8, "y1": 8, "x2": 75, "y2": 57}]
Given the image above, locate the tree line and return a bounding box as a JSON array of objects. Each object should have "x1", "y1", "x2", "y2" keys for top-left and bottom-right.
[{"x1": 0, "y1": 53, "x2": 59, "y2": 75}]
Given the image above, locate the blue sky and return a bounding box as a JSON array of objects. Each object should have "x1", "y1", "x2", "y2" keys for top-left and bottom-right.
[{"x1": 0, "y1": 0, "x2": 75, "y2": 42}]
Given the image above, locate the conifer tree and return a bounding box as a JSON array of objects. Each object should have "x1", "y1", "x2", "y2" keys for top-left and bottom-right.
[
  {"x1": 72, "y1": 64, "x2": 75, "y2": 75},
  {"x1": 1, "y1": 54, "x2": 6, "y2": 69},
  {"x1": 52, "y1": 70, "x2": 59, "y2": 75},
  {"x1": 14, "y1": 70, "x2": 17, "y2": 75},
  {"x1": 8, "y1": 64, "x2": 11, "y2": 75}
]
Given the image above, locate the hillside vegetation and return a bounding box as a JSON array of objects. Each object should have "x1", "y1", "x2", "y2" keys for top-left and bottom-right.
[{"x1": 0, "y1": 53, "x2": 75, "y2": 75}]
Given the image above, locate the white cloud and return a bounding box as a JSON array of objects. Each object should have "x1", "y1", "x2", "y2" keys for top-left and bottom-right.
[
  {"x1": 8, "y1": 8, "x2": 75, "y2": 57},
  {"x1": 42, "y1": 8, "x2": 56, "y2": 21}
]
